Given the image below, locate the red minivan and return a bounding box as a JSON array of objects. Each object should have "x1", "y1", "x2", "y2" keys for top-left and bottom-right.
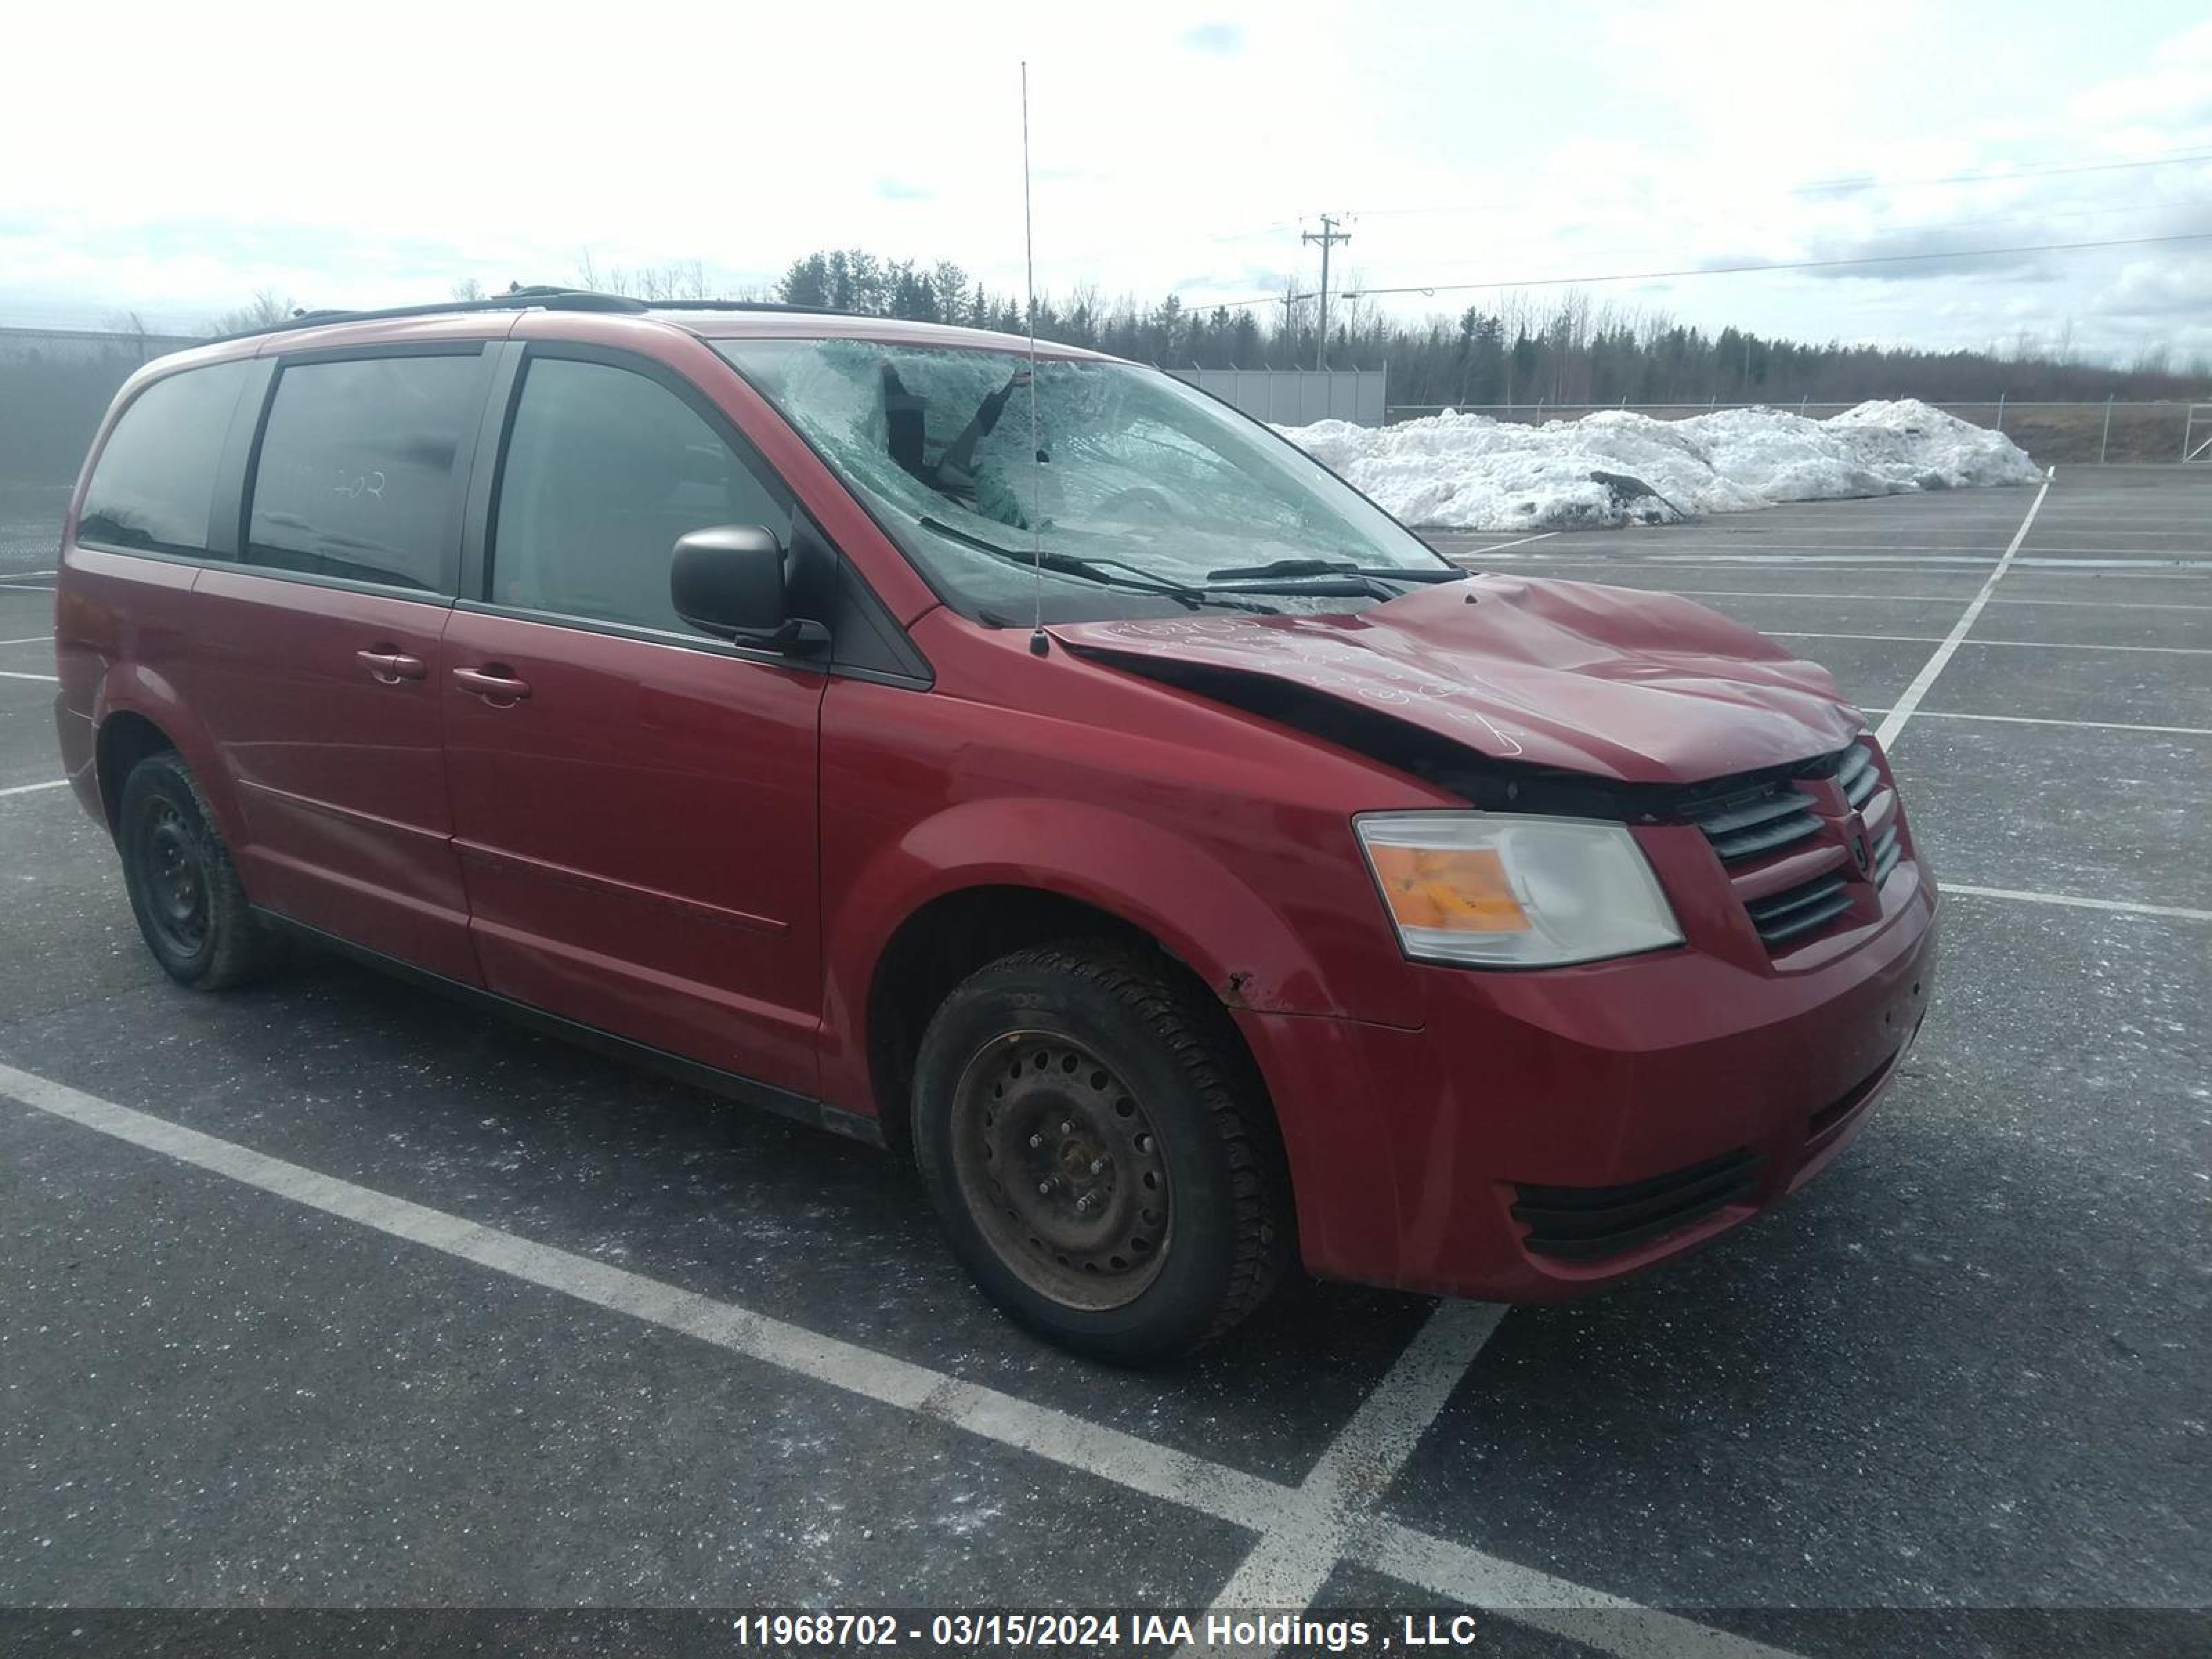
[{"x1": 53, "y1": 291, "x2": 1936, "y2": 1360}]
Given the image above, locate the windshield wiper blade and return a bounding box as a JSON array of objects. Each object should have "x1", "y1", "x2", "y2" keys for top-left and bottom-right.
[
  {"x1": 1206, "y1": 557, "x2": 1357, "y2": 580},
  {"x1": 1350, "y1": 565, "x2": 1468, "y2": 584},
  {"x1": 920, "y1": 516, "x2": 1197, "y2": 596},
  {"x1": 1206, "y1": 557, "x2": 1466, "y2": 587},
  {"x1": 919, "y1": 516, "x2": 1282, "y2": 614}
]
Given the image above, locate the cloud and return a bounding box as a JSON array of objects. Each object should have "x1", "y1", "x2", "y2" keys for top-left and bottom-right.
[
  {"x1": 0, "y1": 0, "x2": 2206, "y2": 368},
  {"x1": 2068, "y1": 18, "x2": 2212, "y2": 132},
  {"x1": 1179, "y1": 21, "x2": 1244, "y2": 55},
  {"x1": 2097, "y1": 255, "x2": 2212, "y2": 319}
]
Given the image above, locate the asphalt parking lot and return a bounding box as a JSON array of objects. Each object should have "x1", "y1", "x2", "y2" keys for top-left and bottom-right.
[{"x1": 1, "y1": 465, "x2": 2206, "y2": 1658}]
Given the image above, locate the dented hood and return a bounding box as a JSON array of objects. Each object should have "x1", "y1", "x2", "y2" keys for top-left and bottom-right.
[{"x1": 1049, "y1": 574, "x2": 1866, "y2": 785}]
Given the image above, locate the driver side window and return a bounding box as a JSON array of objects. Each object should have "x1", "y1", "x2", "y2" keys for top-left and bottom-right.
[{"x1": 491, "y1": 357, "x2": 792, "y2": 634}]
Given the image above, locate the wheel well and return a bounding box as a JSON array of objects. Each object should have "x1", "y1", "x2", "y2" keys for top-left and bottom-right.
[
  {"x1": 93, "y1": 711, "x2": 176, "y2": 836},
  {"x1": 865, "y1": 885, "x2": 1244, "y2": 1156}
]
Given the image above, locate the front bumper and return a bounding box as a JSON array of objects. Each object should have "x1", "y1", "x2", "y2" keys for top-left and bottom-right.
[{"x1": 1236, "y1": 856, "x2": 1938, "y2": 1301}]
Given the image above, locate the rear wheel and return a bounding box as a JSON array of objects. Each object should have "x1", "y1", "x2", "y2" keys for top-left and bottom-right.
[
  {"x1": 118, "y1": 751, "x2": 281, "y2": 990},
  {"x1": 912, "y1": 942, "x2": 1291, "y2": 1363}
]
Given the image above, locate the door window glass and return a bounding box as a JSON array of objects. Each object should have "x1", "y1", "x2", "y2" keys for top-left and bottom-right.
[
  {"x1": 490, "y1": 357, "x2": 791, "y2": 632},
  {"x1": 245, "y1": 354, "x2": 480, "y2": 591}
]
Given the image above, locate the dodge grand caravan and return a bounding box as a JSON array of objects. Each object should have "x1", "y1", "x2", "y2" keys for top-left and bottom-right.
[{"x1": 53, "y1": 290, "x2": 1937, "y2": 1361}]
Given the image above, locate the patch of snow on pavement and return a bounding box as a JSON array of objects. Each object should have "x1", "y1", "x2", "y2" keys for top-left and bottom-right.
[{"x1": 1282, "y1": 399, "x2": 2042, "y2": 531}]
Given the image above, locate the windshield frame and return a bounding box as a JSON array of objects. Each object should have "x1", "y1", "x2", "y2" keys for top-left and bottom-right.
[{"x1": 713, "y1": 333, "x2": 1455, "y2": 626}]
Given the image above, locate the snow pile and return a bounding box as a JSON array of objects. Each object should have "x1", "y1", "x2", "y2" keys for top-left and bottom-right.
[{"x1": 1282, "y1": 399, "x2": 2041, "y2": 530}]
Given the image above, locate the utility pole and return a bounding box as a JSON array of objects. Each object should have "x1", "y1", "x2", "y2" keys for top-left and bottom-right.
[{"x1": 1302, "y1": 214, "x2": 1351, "y2": 371}]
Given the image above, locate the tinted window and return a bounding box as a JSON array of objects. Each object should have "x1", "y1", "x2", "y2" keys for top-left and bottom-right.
[
  {"x1": 245, "y1": 355, "x2": 480, "y2": 592},
  {"x1": 79, "y1": 362, "x2": 252, "y2": 556},
  {"x1": 490, "y1": 357, "x2": 791, "y2": 633}
]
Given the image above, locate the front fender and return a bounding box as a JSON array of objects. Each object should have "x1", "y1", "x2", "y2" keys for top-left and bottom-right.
[{"x1": 817, "y1": 796, "x2": 1415, "y2": 1114}]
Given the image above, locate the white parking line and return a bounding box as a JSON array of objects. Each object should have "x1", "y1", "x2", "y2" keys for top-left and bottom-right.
[
  {"x1": 1358, "y1": 1524, "x2": 1790, "y2": 1653},
  {"x1": 1770, "y1": 630, "x2": 2212, "y2": 656},
  {"x1": 0, "y1": 668, "x2": 59, "y2": 682},
  {"x1": 0, "y1": 635, "x2": 55, "y2": 646},
  {"x1": 1476, "y1": 561, "x2": 2207, "y2": 583},
  {"x1": 1184, "y1": 1302, "x2": 1506, "y2": 1656},
  {"x1": 1652, "y1": 590, "x2": 2212, "y2": 613},
  {"x1": 1941, "y1": 885, "x2": 2212, "y2": 923},
  {"x1": 1686, "y1": 554, "x2": 2204, "y2": 570},
  {"x1": 0, "y1": 779, "x2": 71, "y2": 798},
  {"x1": 1865, "y1": 710, "x2": 2212, "y2": 738},
  {"x1": 1877, "y1": 472, "x2": 2052, "y2": 749},
  {"x1": 1771, "y1": 630, "x2": 1942, "y2": 644},
  {"x1": 1436, "y1": 529, "x2": 1559, "y2": 554},
  {"x1": 0, "y1": 1061, "x2": 1796, "y2": 1659},
  {"x1": 1490, "y1": 552, "x2": 2202, "y2": 570},
  {"x1": 1451, "y1": 534, "x2": 2202, "y2": 549}
]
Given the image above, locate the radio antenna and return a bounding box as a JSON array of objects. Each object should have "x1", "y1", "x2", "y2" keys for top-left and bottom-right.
[{"x1": 1022, "y1": 60, "x2": 1047, "y2": 656}]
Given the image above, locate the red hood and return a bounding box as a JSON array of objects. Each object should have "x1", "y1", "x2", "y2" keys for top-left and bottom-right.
[{"x1": 1049, "y1": 574, "x2": 1867, "y2": 785}]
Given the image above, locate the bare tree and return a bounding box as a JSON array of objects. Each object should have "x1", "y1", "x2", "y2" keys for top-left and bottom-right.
[{"x1": 203, "y1": 289, "x2": 297, "y2": 336}]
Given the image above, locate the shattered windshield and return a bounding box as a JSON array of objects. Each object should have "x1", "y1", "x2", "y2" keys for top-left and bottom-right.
[{"x1": 715, "y1": 338, "x2": 1450, "y2": 622}]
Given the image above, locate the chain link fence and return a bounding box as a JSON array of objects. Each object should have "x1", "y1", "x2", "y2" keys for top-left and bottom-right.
[
  {"x1": 1, "y1": 326, "x2": 196, "y2": 577},
  {"x1": 0, "y1": 483, "x2": 69, "y2": 578},
  {"x1": 1168, "y1": 366, "x2": 1388, "y2": 426}
]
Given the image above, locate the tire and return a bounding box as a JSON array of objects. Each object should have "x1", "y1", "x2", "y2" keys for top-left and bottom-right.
[
  {"x1": 911, "y1": 941, "x2": 1293, "y2": 1363},
  {"x1": 117, "y1": 751, "x2": 282, "y2": 991}
]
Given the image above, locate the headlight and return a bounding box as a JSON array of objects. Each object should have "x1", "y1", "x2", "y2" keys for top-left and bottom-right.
[{"x1": 1355, "y1": 812, "x2": 1683, "y2": 968}]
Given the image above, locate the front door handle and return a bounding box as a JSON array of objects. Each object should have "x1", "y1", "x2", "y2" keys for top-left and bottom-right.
[
  {"x1": 453, "y1": 664, "x2": 532, "y2": 704},
  {"x1": 357, "y1": 648, "x2": 427, "y2": 684}
]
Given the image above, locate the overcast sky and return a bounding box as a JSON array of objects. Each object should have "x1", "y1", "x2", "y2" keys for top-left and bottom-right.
[{"x1": 3, "y1": 0, "x2": 2209, "y2": 364}]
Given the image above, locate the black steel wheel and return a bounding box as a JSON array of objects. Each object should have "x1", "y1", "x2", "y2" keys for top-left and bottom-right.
[
  {"x1": 912, "y1": 941, "x2": 1292, "y2": 1363},
  {"x1": 136, "y1": 795, "x2": 211, "y2": 959},
  {"x1": 118, "y1": 750, "x2": 282, "y2": 990},
  {"x1": 948, "y1": 1029, "x2": 1174, "y2": 1311}
]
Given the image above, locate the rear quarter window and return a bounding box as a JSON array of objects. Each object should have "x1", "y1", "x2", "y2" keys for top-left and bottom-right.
[
  {"x1": 245, "y1": 354, "x2": 482, "y2": 592},
  {"x1": 77, "y1": 361, "x2": 254, "y2": 556}
]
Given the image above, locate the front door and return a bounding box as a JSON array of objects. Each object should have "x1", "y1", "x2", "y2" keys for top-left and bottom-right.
[{"x1": 441, "y1": 349, "x2": 827, "y2": 1097}]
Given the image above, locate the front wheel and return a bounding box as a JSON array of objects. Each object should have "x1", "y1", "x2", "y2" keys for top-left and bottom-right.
[
  {"x1": 912, "y1": 942, "x2": 1293, "y2": 1363},
  {"x1": 118, "y1": 751, "x2": 282, "y2": 990}
]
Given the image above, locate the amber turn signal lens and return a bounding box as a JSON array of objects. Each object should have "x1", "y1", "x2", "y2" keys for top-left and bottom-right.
[{"x1": 1366, "y1": 844, "x2": 1530, "y2": 933}]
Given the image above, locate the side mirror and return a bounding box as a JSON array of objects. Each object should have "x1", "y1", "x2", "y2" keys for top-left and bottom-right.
[{"x1": 670, "y1": 525, "x2": 828, "y2": 655}]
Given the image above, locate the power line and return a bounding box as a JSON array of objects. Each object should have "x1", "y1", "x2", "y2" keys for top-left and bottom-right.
[
  {"x1": 1391, "y1": 194, "x2": 2212, "y2": 286},
  {"x1": 1206, "y1": 230, "x2": 2212, "y2": 308},
  {"x1": 1792, "y1": 147, "x2": 2212, "y2": 196}
]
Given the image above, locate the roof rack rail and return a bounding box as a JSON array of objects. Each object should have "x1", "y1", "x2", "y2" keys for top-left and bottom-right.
[
  {"x1": 205, "y1": 287, "x2": 650, "y2": 344},
  {"x1": 203, "y1": 288, "x2": 867, "y2": 347},
  {"x1": 648, "y1": 298, "x2": 851, "y2": 317}
]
